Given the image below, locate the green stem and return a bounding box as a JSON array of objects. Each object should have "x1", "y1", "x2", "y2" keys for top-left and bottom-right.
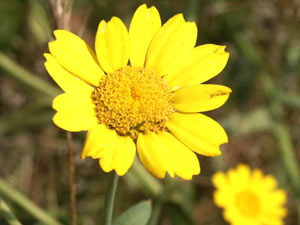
[
  {"x1": 147, "y1": 200, "x2": 163, "y2": 225},
  {"x1": 0, "y1": 179, "x2": 63, "y2": 225},
  {"x1": 0, "y1": 51, "x2": 60, "y2": 98},
  {"x1": 0, "y1": 197, "x2": 22, "y2": 225},
  {"x1": 147, "y1": 177, "x2": 175, "y2": 225},
  {"x1": 103, "y1": 172, "x2": 119, "y2": 225}
]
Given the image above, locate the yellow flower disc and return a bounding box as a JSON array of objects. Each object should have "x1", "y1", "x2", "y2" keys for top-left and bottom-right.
[
  {"x1": 212, "y1": 164, "x2": 287, "y2": 225},
  {"x1": 92, "y1": 66, "x2": 174, "y2": 139}
]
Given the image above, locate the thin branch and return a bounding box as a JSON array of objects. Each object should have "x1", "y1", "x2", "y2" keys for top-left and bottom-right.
[
  {"x1": 66, "y1": 132, "x2": 77, "y2": 225},
  {"x1": 48, "y1": 0, "x2": 74, "y2": 30}
]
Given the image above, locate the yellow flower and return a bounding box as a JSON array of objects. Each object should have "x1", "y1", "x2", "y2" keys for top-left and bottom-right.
[
  {"x1": 212, "y1": 164, "x2": 287, "y2": 225},
  {"x1": 44, "y1": 4, "x2": 231, "y2": 179}
]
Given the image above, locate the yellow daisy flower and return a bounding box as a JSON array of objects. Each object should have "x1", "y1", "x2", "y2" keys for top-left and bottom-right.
[
  {"x1": 44, "y1": 4, "x2": 231, "y2": 180},
  {"x1": 212, "y1": 164, "x2": 287, "y2": 225}
]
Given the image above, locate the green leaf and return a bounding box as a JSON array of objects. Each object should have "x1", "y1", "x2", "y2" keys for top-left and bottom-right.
[{"x1": 112, "y1": 200, "x2": 152, "y2": 225}]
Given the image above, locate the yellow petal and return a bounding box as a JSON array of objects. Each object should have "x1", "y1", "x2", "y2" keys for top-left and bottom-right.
[
  {"x1": 227, "y1": 165, "x2": 250, "y2": 190},
  {"x1": 95, "y1": 17, "x2": 129, "y2": 73},
  {"x1": 212, "y1": 173, "x2": 235, "y2": 206},
  {"x1": 48, "y1": 30, "x2": 104, "y2": 86},
  {"x1": 52, "y1": 93, "x2": 97, "y2": 132},
  {"x1": 129, "y1": 4, "x2": 161, "y2": 67},
  {"x1": 158, "y1": 132, "x2": 200, "y2": 180},
  {"x1": 260, "y1": 175, "x2": 277, "y2": 191},
  {"x1": 145, "y1": 14, "x2": 197, "y2": 76},
  {"x1": 268, "y1": 190, "x2": 287, "y2": 206},
  {"x1": 212, "y1": 172, "x2": 227, "y2": 188},
  {"x1": 137, "y1": 131, "x2": 200, "y2": 179},
  {"x1": 213, "y1": 190, "x2": 233, "y2": 208},
  {"x1": 44, "y1": 54, "x2": 93, "y2": 95},
  {"x1": 81, "y1": 124, "x2": 117, "y2": 159},
  {"x1": 261, "y1": 217, "x2": 285, "y2": 225},
  {"x1": 99, "y1": 135, "x2": 136, "y2": 176},
  {"x1": 173, "y1": 84, "x2": 232, "y2": 112},
  {"x1": 137, "y1": 132, "x2": 168, "y2": 178},
  {"x1": 53, "y1": 110, "x2": 97, "y2": 132},
  {"x1": 167, "y1": 112, "x2": 228, "y2": 156},
  {"x1": 164, "y1": 44, "x2": 229, "y2": 88},
  {"x1": 52, "y1": 92, "x2": 95, "y2": 114}
]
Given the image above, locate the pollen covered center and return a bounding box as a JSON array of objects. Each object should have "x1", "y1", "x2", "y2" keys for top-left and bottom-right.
[{"x1": 92, "y1": 66, "x2": 174, "y2": 139}]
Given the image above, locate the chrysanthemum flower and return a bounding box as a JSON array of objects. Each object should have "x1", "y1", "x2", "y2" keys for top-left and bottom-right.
[
  {"x1": 212, "y1": 164, "x2": 287, "y2": 225},
  {"x1": 44, "y1": 4, "x2": 231, "y2": 180}
]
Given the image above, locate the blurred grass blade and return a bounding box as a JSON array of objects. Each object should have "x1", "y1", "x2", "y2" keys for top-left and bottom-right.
[
  {"x1": 272, "y1": 123, "x2": 300, "y2": 192},
  {"x1": 221, "y1": 107, "x2": 272, "y2": 134},
  {"x1": 0, "y1": 51, "x2": 60, "y2": 98},
  {"x1": 0, "y1": 197, "x2": 22, "y2": 225},
  {"x1": 0, "y1": 179, "x2": 63, "y2": 225},
  {"x1": 28, "y1": 0, "x2": 51, "y2": 46},
  {"x1": 186, "y1": 0, "x2": 200, "y2": 21},
  {"x1": 112, "y1": 200, "x2": 152, "y2": 225},
  {"x1": 277, "y1": 91, "x2": 300, "y2": 109}
]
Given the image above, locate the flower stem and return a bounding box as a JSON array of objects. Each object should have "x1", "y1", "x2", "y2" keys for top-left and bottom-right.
[
  {"x1": 0, "y1": 197, "x2": 22, "y2": 225},
  {"x1": 103, "y1": 172, "x2": 119, "y2": 225},
  {"x1": 147, "y1": 200, "x2": 163, "y2": 225}
]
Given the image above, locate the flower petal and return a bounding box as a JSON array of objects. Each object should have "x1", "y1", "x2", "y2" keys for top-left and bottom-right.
[
  {"x1": 164, "y1": 44, "x2": 229, "y2": 88},
  {"x1": 48, "y1": 30, "x2": 104, "y2": 86},
  {"x1": 145, "y1": 14, "x2": 197, "y2": 76},
  {"x1": 158, "y1": 132, "x2": 200, "y2": 180},
  {"x1": 137, "y1": 132, "x2": 168, "y2": 178},
  {"x1": 173, "y1": 84, "x2": 232, "y2": 112},
  {"x1": 52, "y1": 92, "x2": 94, "y2": 112},
  {"x1": 53, "y1": 111, "x2": 97, "y2": 132},
  {"x1": 99, "y1": 135, "x2": 136, "y2": 176},
  {"x1": 212, "y1": 172, "x2": 227, "y2": 188},
  {"x1": 95, "y1": 17, "x2": 129, "y2": 73},
  {"x1": 261, "y1": 217, "x2": 285, "y2": 225},
  {"x1": 44, "y1": 54, "x2": 93, "y2": 95},
  {"x1": 137, "y1": 131, "x2": 200, "y2": 179},
  {"x1": 81, "y1": 124, "x2": 117, "y2": 159},
  {"x1": 129, "y1": 4, "x2": 161, "y2": 67},
  {"x1": 167, "y1": 112, "x2": 228, "y2": 156},
  {"x1": 52, "y1": 93, "x2": 97, "y2": 132},
  {"x1": 227, "y1": 166, "x2": 250, "y2": 190}
]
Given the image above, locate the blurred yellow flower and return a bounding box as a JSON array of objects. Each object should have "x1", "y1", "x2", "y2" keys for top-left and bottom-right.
[
  {"x1": 44, "y1": 4, "x2": 231, "y2": 179},
  {"x1": 212, "y1": 164, "x2": 287, "y2": 225}
]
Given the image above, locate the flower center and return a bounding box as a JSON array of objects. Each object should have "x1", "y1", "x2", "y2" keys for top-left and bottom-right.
[
  {"x1": 235, "y1": 190, "x2": 261, "y2": 218},
  {"x1": 92, "y1": 66, "x2": 174, "y2": 139}
]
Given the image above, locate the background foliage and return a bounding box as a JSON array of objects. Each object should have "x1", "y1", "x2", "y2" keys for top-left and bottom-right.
[{"x1": 0, "y1": 0, "x2": 300, "y2": 224}]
